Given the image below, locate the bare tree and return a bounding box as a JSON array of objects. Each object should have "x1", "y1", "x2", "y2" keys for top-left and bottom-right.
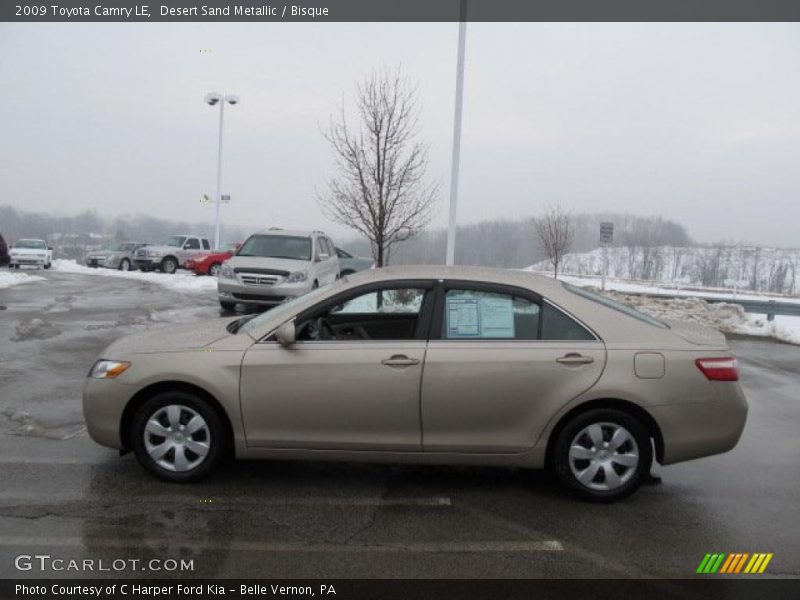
[
  {"x1": 319, "y1": 67, "x2": 438, "y2": 267},
  {"x1": 534, "y1": 205, "x2": 574, "y2": 278}
]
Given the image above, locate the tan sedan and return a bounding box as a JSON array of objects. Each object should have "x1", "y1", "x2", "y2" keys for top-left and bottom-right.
[{"x1": 83, "y1": 266, "x2": 747, "y2": 501}]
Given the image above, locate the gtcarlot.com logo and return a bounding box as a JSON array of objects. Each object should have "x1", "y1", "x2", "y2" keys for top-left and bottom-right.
[{"x1": 696, "y1": 552, "x2": 773, "y2": 574}]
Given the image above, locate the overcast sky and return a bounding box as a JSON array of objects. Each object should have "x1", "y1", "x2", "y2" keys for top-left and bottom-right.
[{"x1": 1, "y1": 23, "x2": 799, "y2": 246}]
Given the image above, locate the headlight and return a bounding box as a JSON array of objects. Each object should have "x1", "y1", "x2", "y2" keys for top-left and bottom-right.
[
  {"x1": 219, "y1": 263, "x2": 235, "y2": 279},
  {"x1": 287, "y1": 271, "x2": 307, "y2": 283},
  {"x1": 89, "y1": 360, "x2": 131, "y2": 379},
  {"x1": 148, "y1": 250, "x2": 162, "y2": 257}
]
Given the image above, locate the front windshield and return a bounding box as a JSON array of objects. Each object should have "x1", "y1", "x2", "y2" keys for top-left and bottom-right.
[
  {"x1": 239, "y1": 283, "x2": 338, "y2": 336},
  {"x1": 14, "y1": 239, "x2": 46, "y2": 249},
  {"x1": 164, "y1": 236, "x2": 187, "y2": 247},
  {"x1": 237, "y1": 235, "x2": 312, "y2": 260}
]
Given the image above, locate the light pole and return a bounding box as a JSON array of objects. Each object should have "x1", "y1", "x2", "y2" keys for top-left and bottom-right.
[
  {"x1": 445, "y1": 0, "x2": 467, "y2": 266},
  {"x1": 204, "y1": 91, "x2": 239, "y2": 250}
]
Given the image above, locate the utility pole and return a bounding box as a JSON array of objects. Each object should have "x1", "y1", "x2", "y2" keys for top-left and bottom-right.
[{"x1": 445, "y1": 0, "x2": 467, "y2": 266}]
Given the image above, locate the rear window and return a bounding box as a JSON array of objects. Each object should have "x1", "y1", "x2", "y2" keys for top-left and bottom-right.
[{"x1": 563, "y1": 283, "x2": 668, "y2": 329}]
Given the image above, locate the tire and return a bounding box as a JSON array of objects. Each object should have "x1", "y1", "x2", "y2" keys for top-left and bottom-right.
[
  {"x1": 340, "y1": 269, "x2": 355, "y2": 277},
  {"x1": 208, "y1": 263, "x2": 221, "y2": 277},
  {"x1": 13, "y1": 264, "x2": 19, "y2": 270},
  {"x1": 219, "y1": 301, "x2": 236, "y2": 311},
  {"x1": 130, "y1": 391, "x2": 226, "y2": 483},
  {"x1": 312, "y1": 280, "x2": 319, "y2": 289},
  {"x1": 160, "y1": 257, "x2": 178, "y2": 274},
  {"x1": 552, "y1": 408, "x2": 652, "y2": 502},
  {"x1": 119, "y1": 258, "x2": 131, "y2": 271},
  {"x1": 44, "y1": 263, "x2": 51, "y2": 270}
]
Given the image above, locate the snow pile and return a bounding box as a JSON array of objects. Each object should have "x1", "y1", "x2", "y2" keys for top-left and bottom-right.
[
  {"x1": 52, "y1": 259, "x2": 218, "y2": 292},
  {"x1": 595, "y1": 287, "x2": 800, "y2": 346},
  {"x1": 0, "y1": 270, "x2": 45, "y2": 289}
]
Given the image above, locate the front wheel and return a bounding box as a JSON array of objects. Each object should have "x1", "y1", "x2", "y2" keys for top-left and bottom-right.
[
  {"x1": 208, "y1": 263, "x2": 221, "y2": 277},
  {"x1": 160, "y1": 257, "x2": 178, "y2": 274},
  {"x1": 119, "y1": 258, "x2": 131, "y2": 271},
  {"x1": 552, "y1": 408, "x2": 652, "y2": 502},
  {"x1": 219, "y1": 301, "x2": 236, "y2": 312},
  {"x1": 43, "y1": 263, "x2": 51, "y2": 270},
  {"x1": 131, "y1": 392, "x2": 226, "y2": 482}
]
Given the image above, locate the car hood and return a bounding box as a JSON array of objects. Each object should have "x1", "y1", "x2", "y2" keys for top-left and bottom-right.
[
  {"x1": 228, "y1": 256, "x2": 308, "y2": 274},
  {"x1": 663, "y1": 319, "x2": 728, "y2": 347},
  {"x1": 104, "y1": 318, "x2": 239, "y2": 355}
]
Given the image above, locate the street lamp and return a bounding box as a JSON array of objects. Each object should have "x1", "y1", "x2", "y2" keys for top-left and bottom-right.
[
  {"x1": 445, "y1": 0, "x2": 467, "y2": 266},
  {"x1": 205, "y1": 91, "x2": 239, "y2": 250}
]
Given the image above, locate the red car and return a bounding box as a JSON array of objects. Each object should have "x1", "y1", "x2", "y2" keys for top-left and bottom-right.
[{"x1": 185, "y1": 242, "x2": 241, "y2": 276}]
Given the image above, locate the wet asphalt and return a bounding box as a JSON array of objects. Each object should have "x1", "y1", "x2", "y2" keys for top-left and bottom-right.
[{"x1": 0, "y1": 270, "x2": 798, "y2": 579}]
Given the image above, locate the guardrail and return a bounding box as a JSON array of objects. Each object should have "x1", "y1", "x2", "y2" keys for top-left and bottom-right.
[{"x1": 622, "y1": 291, "x2": 800, "y2": 321}]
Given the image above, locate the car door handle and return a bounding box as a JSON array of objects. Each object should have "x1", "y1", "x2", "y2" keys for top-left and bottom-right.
[
  {"x1": 556, "y1": 353, "x2": 594, "y2": 365},
  {"x1": 381, "y1": 355, "x2": 420, "y2": 367}
]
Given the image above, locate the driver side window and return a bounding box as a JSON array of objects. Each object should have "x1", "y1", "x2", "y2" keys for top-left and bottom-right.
[
  {"x1": 184, "y1": 238, "x2": 200, "y2": 250},
  {"x1": 297, "y1": 288, "x2": 427, "y2": 342}
]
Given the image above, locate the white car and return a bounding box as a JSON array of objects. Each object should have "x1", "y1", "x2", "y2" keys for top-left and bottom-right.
[
  {"x1": 217, "y1": 228, "x2": 340, "y2": 311},
  {"x1": 9, "y1": 239, "x2": 52, "y2": 269}
]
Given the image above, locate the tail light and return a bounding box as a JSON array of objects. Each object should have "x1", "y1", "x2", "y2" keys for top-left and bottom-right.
[{"x1": 695, "y1": 357, "x2": 739, "y2": 381}]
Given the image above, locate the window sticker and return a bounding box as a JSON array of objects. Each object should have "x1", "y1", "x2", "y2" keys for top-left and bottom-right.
[
  {"x1": 446, "y1": 293, "x2": 516, "y2": 339},
  {"x1": 446, "y1": 297, "x2": 480, "y2": 338},
  {"x1": 479, "y1": 295, "x2": 515, "y2": 338}
]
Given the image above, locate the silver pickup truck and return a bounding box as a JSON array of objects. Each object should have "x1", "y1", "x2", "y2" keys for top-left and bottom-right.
[{"x1": 133, "y1": 235, "x2": 211, "y2": 274}]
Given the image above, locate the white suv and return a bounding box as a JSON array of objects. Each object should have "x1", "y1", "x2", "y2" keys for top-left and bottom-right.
[{"x1": 217, "y1": 229, "x2": 340, "y2": 311}]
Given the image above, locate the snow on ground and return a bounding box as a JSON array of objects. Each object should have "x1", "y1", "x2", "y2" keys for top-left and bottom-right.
[
  {"x1": 0, "y1": 270, "x2": 45, "y2": 289},
  {"x1": 52, "y1": 259, "x2": 217, "y2": 292}
]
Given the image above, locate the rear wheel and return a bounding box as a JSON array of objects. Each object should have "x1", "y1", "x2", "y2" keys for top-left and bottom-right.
[
  {"x1": 119, "y1": 258, "x2": 131, "y2": 271},
  {"x1": 131, "y1": 392, "x2": 226, "y2": 482},
  {"x1": 160, "y1": 257, "x2": 178, "y2": 274},
  {"x1": 552, "y1": 408, "x2": 651, "y2": 502},
  {"x1": 43, "y1": 263, "x2": 51, "y2": 270}
]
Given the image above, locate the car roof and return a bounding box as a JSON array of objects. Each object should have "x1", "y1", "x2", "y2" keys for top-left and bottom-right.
[{"x1": 251, "y1": 229, "x2": 322, "y2": 238}]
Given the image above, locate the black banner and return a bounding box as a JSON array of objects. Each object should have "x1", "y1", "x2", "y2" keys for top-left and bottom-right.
[
  {"x1": 3, "y1": 580, "x2": 800, "y2": 600},
  {"x1": 3, "y1": 0, "x2": 800, "y2": 23}
]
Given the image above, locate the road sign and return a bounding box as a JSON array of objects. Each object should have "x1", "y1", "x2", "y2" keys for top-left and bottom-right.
[{"x1": 600, "y1": 222, "x2": 614, "y2": 244}]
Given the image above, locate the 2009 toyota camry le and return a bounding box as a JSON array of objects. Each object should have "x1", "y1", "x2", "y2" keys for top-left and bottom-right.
[{"x1": 83, "y1": 266, "x2": 747, "y2": 501}]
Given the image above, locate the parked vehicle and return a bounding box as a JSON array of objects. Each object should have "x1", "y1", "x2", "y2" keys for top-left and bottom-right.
[
  {"x1": 0, "y1": 233, "x2": 9, "y2": 267},
  {"x1": 335, "y1": 247, "x2": 374, "y2": 276},
  {"x1": 185, "y1": 242, "x2": 241, "y2": 276},
  {"x1": 8, "y1": 239, "x2": 53, "y2": 269},
  {"x1": 83, "y1": 266, "x2": 748, "y2": 501},
  {"x1": 86, "y1": 241, "x2": 149, "y2": 271},
  {"x1": 133, "y1": 235, "x2": 211, "y2": 274},
  {"x1": 217, "y1": 229, "x2": 339, "y2": 311}
]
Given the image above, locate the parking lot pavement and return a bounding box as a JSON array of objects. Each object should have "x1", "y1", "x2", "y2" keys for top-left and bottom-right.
[{"x1": 0, "y1": 272, "x2": 798, "y2": 578}]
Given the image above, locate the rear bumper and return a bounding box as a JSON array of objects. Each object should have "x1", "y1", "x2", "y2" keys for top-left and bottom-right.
[{"x1": 654, "y1": 382, "x2": 748, "y2": 465}]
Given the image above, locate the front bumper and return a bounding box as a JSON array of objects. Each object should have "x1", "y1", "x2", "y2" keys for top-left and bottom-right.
[
  {"x1": 134, "y1": 257, "x2": 161, "y2": 269},
  {"x1": 218, "y1": 277, "x2": 312, "y2": 305},
  {"x1": 83, "y1": 377, "x2": 131, "y2": 449},
  {"x1": 10, "y1": 255, "x2": 47, "y2": 266}
]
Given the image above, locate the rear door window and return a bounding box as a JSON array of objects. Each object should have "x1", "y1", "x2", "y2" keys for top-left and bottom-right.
[{"x1": 443, "y1": 289, "x2": 540, "y2": 340}]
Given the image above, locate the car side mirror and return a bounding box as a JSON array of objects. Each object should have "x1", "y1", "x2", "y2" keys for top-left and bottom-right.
[{"x1": 275, "y1": 320, "x2": 296, "y2": 346}]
